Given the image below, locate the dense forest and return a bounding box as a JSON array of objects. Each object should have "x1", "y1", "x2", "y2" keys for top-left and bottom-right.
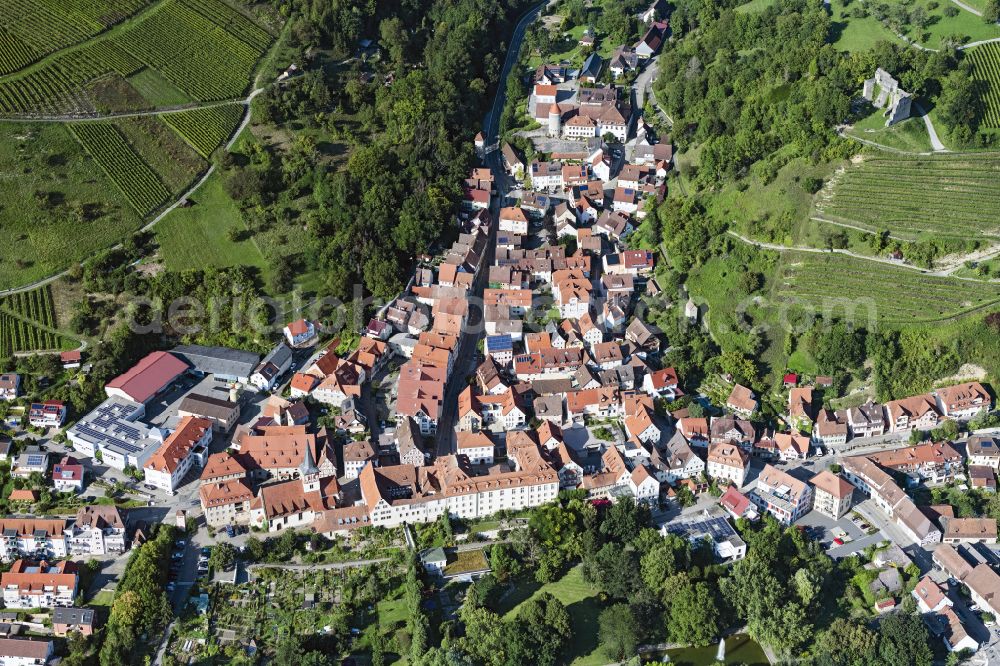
[{"x1": 216, "y1": 0, "x2": 531, "y2": 300}]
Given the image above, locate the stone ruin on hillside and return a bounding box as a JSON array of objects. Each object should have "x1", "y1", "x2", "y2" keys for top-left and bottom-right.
[{"x1": 862, "y1": 68, "x2": 912, "y2": 126}]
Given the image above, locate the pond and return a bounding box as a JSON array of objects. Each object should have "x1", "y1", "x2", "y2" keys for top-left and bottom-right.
[{"x1": 646, "y1": 634, "x2": 769, "y2": 666}]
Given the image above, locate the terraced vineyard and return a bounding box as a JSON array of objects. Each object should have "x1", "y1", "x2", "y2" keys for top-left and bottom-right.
[
  {"x1": 0, "y1": 0, "x2": 272, "y2": 115},
  {"x1": 162, "y1": 103, "x2": 243, "y2": 157},
  {"x1": 776, "y1": 252, "x2": 1000, "y2": 323},
  {"x1": 814, "y1": 153, "x2": 1000, "y2": 239},
  {"x1": 968, "y1": 42, "x2": 1000, "y2": 128},
  {"x1": 0, "y1": 286, "x2": 67, "y2": 354},
  {"x1": 115, "y1": 0, "x2": 270, "y2": 101},
  {"x1": 0, "y1": 0, "x2": 150, "y2": 75},
  {"x1": 0, "y1": 40, "x2": 142, "y2": 114},
  {"x1": 69, "y1": 121, "x2": 171, "y2": 214}
]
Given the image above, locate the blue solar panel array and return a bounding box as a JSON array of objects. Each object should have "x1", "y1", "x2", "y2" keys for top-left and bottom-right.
[{"x1": 70, "y1": 398, "x2": 149, "y2": 455}]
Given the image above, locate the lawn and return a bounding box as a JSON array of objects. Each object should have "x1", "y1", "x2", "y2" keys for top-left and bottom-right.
[
  {"x1": 907, "y1": 0, "x2": 1000, "y2": 48},
  {"x1": 735, "y1": 0, "x2": 777, "y2": 12},
  {"x1": 828, "y1": 0, "x2": 903, "y2": 53},
  {"x1": 502, "y1": 565, "x2": 605, "y2": 666},
  {"x1": 827, "y1": 0, "x2": 999, "y2": 51},
  {"x1": 843, "y1": 107, "x2": 934, "y2": 153},
  {"x1": 89, "y1": 589, "x2": 116, "y2": 606},
  {"x1": 466, "y1": 520, "x2": 501, "y2": 533},
  {"x1": 814, "y1": 152, "x2": 1000, "y2": 241},
  {"x1": 377, "y1": 597, "x2": 408, "y2": 630},
  {"x1": 0, "y1": 121, "x2": 141, "y2": 289},
  {"x1": 154, "y1": 172, "x2": 268, "y2": 275},
  {"x1": 127, "y1": 68, "x2": 193, "y2": 108}
]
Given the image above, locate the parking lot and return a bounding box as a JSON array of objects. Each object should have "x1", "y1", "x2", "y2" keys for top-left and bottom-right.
[{"x1": 794, "y1": 504, "x2": 886, "y2": 559}]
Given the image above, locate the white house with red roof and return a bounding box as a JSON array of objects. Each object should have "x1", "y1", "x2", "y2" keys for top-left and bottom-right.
[
  {"x1": 642, "y1": 367, "x2": 681, "y2": 400},
  {"x1": 602, "y1": 250, "x2": 655, "y2": 276},
  {"x1": 52, "y1": 456, "x2": 84, "y2": 493},
  {"x1": 142, "y1": 416, "x2": 213, "y2": 494},
  {"x1": 719, "y1": 485, "x2": 758, "y2": 520},
  {"x1": 60, "y1": 350, "x2": 82, "y2": 369},
  {"x1": 912, "y1": 575, "x2": 953, "y2": 614},
  {"x1": 283, "y1": 319, "x2": 317, "y2": 347}
]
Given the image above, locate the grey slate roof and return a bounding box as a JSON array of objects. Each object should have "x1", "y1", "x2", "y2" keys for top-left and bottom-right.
[
  {"x1": 171, "y1": 345, "x2": 260, "y2": 379},
  {"x1": 52, "y1": 607, "x2": 95, "y2": 626}
]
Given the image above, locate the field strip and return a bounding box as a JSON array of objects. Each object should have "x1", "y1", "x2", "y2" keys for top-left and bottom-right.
[
  {"x1": 838, "y1": 128, "x2": 935, "y2": 156},
  {"x1": 0, "y1": 95, "x2": 251, "y2": 122},
  {"x1": 728, "y1": 230, "x2": 1000, "y2": 282},
  {"x1": 810, "y1": 217, "x2": 910, "y2": 240}
]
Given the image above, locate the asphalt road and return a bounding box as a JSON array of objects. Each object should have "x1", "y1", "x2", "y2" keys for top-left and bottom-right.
[{"x1": 435, "y1": 3, "x2": 543, "y2": 455}]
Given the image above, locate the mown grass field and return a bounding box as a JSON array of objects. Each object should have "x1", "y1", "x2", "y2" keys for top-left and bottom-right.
[
  {"x1": 843, "y1": 107, "x2": 934, "y2": 153},
  {"x1": 774, "y1": 251, "x2": 1000, "y2": 323},
  {"x1": 814, "y1": 153, "x2": 1000, "y2": 240},
  {"x1": 828, "y1": 0, "x2": 902, "y2": 53},
  {"x1": 153, "y1": 171, "x2": 267, "y2": 274},
  {"x1": 0, "y1": 121, "x2": 141, "y2": 289},
  {"x1": 827, "y1": 0, "x2": 999, "y2": 51}
]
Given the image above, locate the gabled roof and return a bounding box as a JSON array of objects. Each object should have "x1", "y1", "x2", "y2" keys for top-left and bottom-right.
[
  {"x1": 106, "y1": 351, "x2": 189, "y2": 403},
  {"x1": 810, "y1": 470, "x2": 854, "y2": 499}
]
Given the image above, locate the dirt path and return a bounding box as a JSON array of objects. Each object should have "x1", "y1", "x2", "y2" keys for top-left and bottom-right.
[
  {"x1": 727, "y1": 230, "x2": 1000, "y2": 282},
  {"x1": 810, "y1": 216, "x2": 908, "y2": 240},
  {"x1": 837, "y1": 126, "x2": 936, "y2": 155},
  {"x1": 951, "y1": 0, "x2": 983, "y2": 17},
  {"x1": 727, "y1": 230, "x2": 930, "y2": 269},
  {"x1": 914, "y1": 101, "x2": 947, "y2": 152},
  {"x1": 935, "y1": 243, "x2": 1000, "y2": 276},
  {"x1": 0, "y1": 96, "x2": 254, "y2": 123}
]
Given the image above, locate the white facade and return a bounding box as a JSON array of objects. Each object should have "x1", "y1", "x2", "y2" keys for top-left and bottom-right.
[
  {"x1": 2, "y1": 576, "x2": 77, "y2": 609},
  {"x1": 707, "y1": 459, "x2": 748, "y2": 487},
  {"x1": 0, "y1": 639, "x2": 54, "y2": 666},
  {"x1": 0, "y1": 529, "x2": 67, "y2": 562},
  {"x1": 66, "y1": 524, "x2": 127, "y2": 556},
  {"x1": 366, "y1": 480, "x2": 560, "y2": 529}
]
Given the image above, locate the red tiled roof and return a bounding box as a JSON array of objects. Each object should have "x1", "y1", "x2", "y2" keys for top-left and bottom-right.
[
  {"x1": 106, "y1": 351, "x2": 188, "y2": 403},
  {"x1": 287, "y1": 319, "x2": 310, "y2": 336}
]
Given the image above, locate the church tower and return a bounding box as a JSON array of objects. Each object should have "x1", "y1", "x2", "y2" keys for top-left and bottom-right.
[{"x1": 299, "y1": 444, "x2": 320, "y2": 493}]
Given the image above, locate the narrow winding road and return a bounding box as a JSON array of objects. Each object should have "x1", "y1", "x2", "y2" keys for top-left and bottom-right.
[{"x1": 435, "y1": 2, "x2": 543, "y2": 455}]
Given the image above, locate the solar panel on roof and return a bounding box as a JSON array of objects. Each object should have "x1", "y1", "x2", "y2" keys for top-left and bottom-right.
[{"x1": 25, "y1": 454, "x2": 45, "y2": 466}]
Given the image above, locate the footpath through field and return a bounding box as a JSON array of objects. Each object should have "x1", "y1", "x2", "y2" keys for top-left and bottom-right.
[{"x1": 727, "y1": 230, "x2": 1000, "y2": 282}]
